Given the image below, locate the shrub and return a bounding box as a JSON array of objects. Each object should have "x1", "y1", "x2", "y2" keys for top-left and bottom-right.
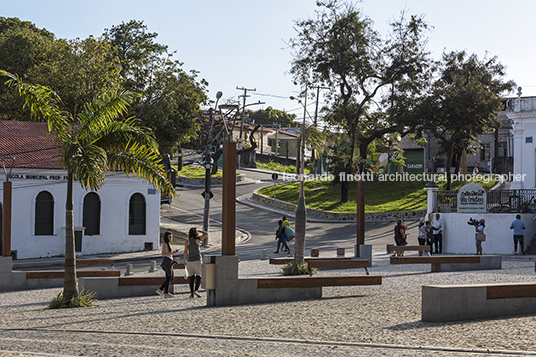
[
  {"x1": 281, "y1": 261, "x2": 317, "y2": 276},
  {"x1": 49, "y1": 288, "x2": 97, "y2": 309}
]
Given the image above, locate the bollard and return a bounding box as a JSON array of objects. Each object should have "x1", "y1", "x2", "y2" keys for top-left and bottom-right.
[
  {"x1": 261, "y1": 249, "x2": 268, "y2": 260},
  {"x1": 311, "y1": 249, "x2": 319, "y2": 257},
  {"x1": 337, "y1": 248, "x2": 345, "y2": 257},
  {"x1": 149, "y1": 260, "x2": 157, "y2": 273},
  {"x1": 125, "y1": 263, "x2": 134, "y2": 276},
  {"x1": 289, "y1": 248, "x2": 295, "y2": 256}
]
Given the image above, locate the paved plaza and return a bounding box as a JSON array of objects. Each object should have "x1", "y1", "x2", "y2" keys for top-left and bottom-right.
[{"x1": 2, "y1": 253, "x2": 536, "y2": 356}]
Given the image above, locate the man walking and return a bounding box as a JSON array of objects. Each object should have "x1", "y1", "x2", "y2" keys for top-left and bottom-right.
[
  {"x1": 510, "y1": 214, "x2": 526, "y2": 255},
  {"x1": 432, "y1": 213, "x2": 444, "y2": 254}
]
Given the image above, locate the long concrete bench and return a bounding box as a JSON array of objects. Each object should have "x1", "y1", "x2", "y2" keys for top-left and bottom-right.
[
  {"x1": 269, "y1": 257, "x2": 370, "y2": 274},
  {"x1": 76, "y1": 259, "x2": 115, "y2": 270},
  {"x1": 26, "y1": 270, "x2": 120, "y2": 279},
  {"x1": 79, "y1": 275, "x2": 190, "y2": 299},
  {"x1": 257, "y1": 275, "x2": 381, "y2": 289},
  {"x1": 386, "y1": 244, "x2": 431, "y2": 256},
  {"x1": 422, "y1": 282, "x2": 536, "y2": 322},
  {"x1": 390, "y1": 255, "x2": 502, "y2": 272}
]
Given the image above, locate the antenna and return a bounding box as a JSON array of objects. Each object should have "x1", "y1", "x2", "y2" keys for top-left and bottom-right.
[{"x1": 1, "y1": 157, "x2": 15, "y2": 182}]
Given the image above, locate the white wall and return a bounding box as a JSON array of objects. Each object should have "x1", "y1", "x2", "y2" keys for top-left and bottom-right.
[
  {"x1": 440, "y1": 213, "x2": 536, "y2": 254},
  {"x1": 1, "y1": 169, "x2": 160, "y2": 259}
]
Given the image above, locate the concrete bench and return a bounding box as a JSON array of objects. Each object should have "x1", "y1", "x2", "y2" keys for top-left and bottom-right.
[
  {"x1": 390, "y1": 255, "x2": 502, "y2": 272},
  {"x1": 79, "y1": 275, "x2": 190, "y2": 299},
  {"x1": 423, "y1": 282, "x2": 536, "y2": 322},
  {"x1": 25, "y1": 270, "x2": 120, "y2": 279},
  {"x1": 386, "y1": 244, "x2": 431, "y2": 256},
  {"x1": 269, "y1": 257, "x2": 370, "y2": 274},
  {"x1": 257, "y1": 275, "x2": 381, "y2": 289},
  {"x1": 76, "y1": 259, "x2": 115, "y2": 270}
]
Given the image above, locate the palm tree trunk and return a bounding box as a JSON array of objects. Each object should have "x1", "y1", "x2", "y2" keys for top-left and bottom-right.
[
  {"x1": 294, "y1": 181, "x2": 306, "y2": 264},
  {"x1": 64, "y1": 172, "x2": 78, "y2": 300}
]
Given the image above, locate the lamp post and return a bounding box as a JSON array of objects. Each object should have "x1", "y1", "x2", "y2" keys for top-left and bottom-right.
[{"x1": 202, "y1": 91, "x2": 223, "y2": 245}]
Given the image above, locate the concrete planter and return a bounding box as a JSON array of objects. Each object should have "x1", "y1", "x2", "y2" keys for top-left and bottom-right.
[{"x1": 253, "y1": 188, "x2": 426, "y2": 222}]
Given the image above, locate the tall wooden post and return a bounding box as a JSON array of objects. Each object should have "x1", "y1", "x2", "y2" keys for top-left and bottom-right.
[
  {"x1": 222, "y1": 142, "x2": 236, "y2": 256},
  {"x1": 356, "y1": 180, "x2": 365, "y2": 256},
  {"x1": 2, "y1": 181, "x2": 11, "y2": 257}
]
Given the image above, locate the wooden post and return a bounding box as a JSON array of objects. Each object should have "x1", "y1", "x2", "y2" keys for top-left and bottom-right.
[
  {"x1": 2, "y1": 181, "x2": 11, "y2": 257},
  {"x1": 356, "y1": 180, "x2": 365, "y2": 256},
  {"x1": 222, "y1": 142, "x2": 236, "y2": 256}
]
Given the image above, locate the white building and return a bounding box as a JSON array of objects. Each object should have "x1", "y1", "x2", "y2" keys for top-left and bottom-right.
[
  {"x1": 505, "y1": 93, "x2": 536, "y2": 189},
  {"x1": 0, "y1": 121, "x2": 161, "y2": 259}
]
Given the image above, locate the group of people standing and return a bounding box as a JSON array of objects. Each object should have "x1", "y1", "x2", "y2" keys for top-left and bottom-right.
[
  {"x1": 157, "y1": 227, "x2": 208, "y2": 299},
  {"x1": 395, "y1": 213, "x2": 527, "y2": 256},
  {"x1": 394, "y1": 213, "x2": 444, "y2": 256}
]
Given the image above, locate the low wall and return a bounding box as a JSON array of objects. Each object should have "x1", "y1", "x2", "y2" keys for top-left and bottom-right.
[
  {"x1": 0, "y1": 257, "x2": 64, "y2": 292},
  {"x1": 438, "y1": 213, "x2": 536, "y2": 255},
  {"x1": 431, "y1": 255, "x2": 501, "y2": 272},
  {"x1": 177, "y1": 173, "x2": 245, "y2": 186},
  {"x1": 253, "y1": 189, "x2": 427, "y2": 222},
  {"x1": 78, "y1": 277, "x2": 171, "y2": 299},
  {"x1": 422, "y1": 283, "x2": 536, "y2": 322}
]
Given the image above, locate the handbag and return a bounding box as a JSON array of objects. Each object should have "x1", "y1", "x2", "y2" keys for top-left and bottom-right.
[{"x1": 476, "y1": 232, "x2": 486, "y2": 241}]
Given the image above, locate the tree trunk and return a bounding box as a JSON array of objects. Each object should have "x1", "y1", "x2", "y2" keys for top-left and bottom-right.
[
  {"x1": 63, "y1": 172, "x2": 78, "y2": 300},
  {"x1": 445, "y1": 145, "x2": 454, "y2": 190},
  {"x1": 294, "y1": 181, "x2": 306, "y2": 264}
]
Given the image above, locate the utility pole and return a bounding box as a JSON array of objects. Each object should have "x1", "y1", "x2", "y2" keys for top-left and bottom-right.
[
  {"x1": 237, "y1": 86, "x2": 256, "y2": 140},
  {"x1": 312, "y1": 86, "x2": 329, "y2": 174}
]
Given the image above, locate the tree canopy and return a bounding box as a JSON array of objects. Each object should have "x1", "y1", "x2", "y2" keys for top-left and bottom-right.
[
  {"x1": 416, "y1": 50, "x2": 515, "y2": 189},
  {"x1": 289, "y1": 1, "x2": 431, "y2": 202}
]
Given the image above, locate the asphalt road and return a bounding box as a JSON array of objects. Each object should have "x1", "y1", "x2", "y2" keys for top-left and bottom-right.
[{"x1": 168, "y1": 168, "x2": 420, "y2": 261}]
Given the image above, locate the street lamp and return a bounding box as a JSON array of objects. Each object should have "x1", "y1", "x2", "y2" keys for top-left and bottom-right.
[{"x1": 202, "y1": 91, "x2": 223, "y2": 244}]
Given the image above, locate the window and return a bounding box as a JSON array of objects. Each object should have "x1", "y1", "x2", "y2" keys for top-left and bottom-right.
[
  {"x1": 35, "y1": 191, "x2": 54, "y2": 235},
  {"x1": 83, "y1": 193, "x2": 101, "y2": 235},
  {"x1": 129, "y1": 193, "x2": 146, "y2": 235},
  {"x1": 480, "y1": 144, "x2": 490, "y2": 161},
  {"x1": 498, "y1": 142, "x2": 507, "y2": 158}
]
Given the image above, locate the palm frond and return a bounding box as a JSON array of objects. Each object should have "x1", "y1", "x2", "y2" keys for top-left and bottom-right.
[{"x1": 0, "y1": 70, "x2": 71, "y2": 142}]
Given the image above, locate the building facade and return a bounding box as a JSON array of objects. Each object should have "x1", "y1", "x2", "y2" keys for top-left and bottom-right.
[{"x1": 0, "y1": 121, "x2": 161, "y2": 259}]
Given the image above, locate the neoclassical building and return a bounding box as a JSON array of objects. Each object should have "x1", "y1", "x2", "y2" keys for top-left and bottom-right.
[
  {"x1": 505, "y1": 92, "x2": 536, "y2": 189},
  {"x1": 0, "y1": 121, "x2": 161, "y2": 259}
]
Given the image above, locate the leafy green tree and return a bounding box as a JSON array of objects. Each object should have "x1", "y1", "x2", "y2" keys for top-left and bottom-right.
[
  {"x1": 246, "y1": 107, "x2": 298, "y2": 127},
  {"x1": 289, "y1": 1, "x2": 430, "y2": 202},
  {"x1": 29, "y1": 36, "x2": 123, "y2": 118},
  {"x1": 0, "y1": 17, "x2": 55, "y2": 120},
  {"x1": 2, "y1": 70, "x2": 176, "y2": 303},
  {"x1": 105, "y1": 20, "x2": 208, "y2": 154},
  {"x1": 417, "y1": 50, "x2": 515, "y2": 189}
]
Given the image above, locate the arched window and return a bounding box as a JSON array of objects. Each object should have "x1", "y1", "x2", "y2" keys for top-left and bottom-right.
[
  {"x1": 35, "y1": 191, "x2": 54, "y2": 235},
  {"x1": 129, "y1": 193, "x2": 146, "y2": 235},
  {"x1": 83, "y1": 193, "x2": 101, "y2": 236}
]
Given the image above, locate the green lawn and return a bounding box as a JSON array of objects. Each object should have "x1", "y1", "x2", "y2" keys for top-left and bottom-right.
[
  {"x1": 256, "y1": 161, "x2": 311, "y2": 174},
  {"x1": 257, "y1": 175, "x2": 497, "y2": 213},
  {"x1": 175, "y1": 165, "x2": 223, "y2": 178}
]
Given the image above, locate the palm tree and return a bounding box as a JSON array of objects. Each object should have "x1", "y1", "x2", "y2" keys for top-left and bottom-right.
[{"x1": 1, "y1": 71, "x2": 176, "y2": 301}]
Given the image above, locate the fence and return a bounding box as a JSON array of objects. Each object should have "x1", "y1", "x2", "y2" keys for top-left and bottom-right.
[{"x1": 436, "y1": 189, "x2": 536, "y2": 213}]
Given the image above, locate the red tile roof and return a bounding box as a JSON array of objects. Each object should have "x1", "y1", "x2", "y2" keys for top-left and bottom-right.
[{"x1": 0, "y1": 120, "x2": 63, "y2": 169}]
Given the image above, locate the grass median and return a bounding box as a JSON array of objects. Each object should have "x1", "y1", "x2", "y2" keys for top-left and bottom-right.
[{"x1": 258, "y1": 175, "x2": 497, "y2": 213}]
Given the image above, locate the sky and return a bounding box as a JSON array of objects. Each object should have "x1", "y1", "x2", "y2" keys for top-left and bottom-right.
[{"x1": 3, "y1": 0, "x2": 536, "y2": 123}]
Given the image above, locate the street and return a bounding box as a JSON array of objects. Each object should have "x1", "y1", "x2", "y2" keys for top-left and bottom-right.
[{"x1": 166, "y1": 168, "x2": 420, "y2": 261}]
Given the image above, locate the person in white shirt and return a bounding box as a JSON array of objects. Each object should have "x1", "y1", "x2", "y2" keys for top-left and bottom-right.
[{"x1": 432, "y1": 213, "x2": 444, "y2": 254}]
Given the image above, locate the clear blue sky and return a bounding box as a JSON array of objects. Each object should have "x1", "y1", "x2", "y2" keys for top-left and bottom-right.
[{"x1": 3, "y1": 0, "x2": 535, "y2": 122}]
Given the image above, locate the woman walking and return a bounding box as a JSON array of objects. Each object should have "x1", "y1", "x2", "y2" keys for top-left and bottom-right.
[
  {"x1": 157, "y1": 231, "x2": 180, "y2": 297},
  {"x1": 184, "y1": 228, "x2": 208, "y2": 298}
]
